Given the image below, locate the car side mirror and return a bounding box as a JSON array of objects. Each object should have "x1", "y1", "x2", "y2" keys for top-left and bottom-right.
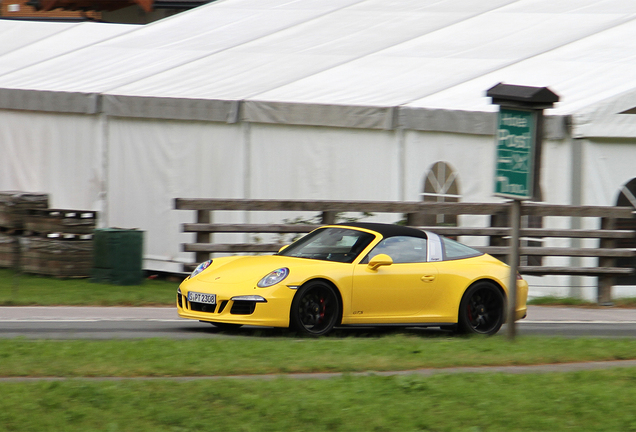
[{"x1": 368, "y1": 254, "x2": 393, "y2": 270}]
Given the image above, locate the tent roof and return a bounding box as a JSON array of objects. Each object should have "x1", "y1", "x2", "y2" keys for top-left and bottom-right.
[
  {"x1": 2, "y1": 0, "x2": 636, "y2": 136},
  {"x1": 0, "y1": 20, "x2": 137, "y2": 76},
  {"x1": 0, "y1": 20, "x2": 137, "y2": 113}
]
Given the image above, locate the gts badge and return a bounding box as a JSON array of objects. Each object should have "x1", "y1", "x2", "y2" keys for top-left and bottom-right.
[{"x1": 353, "y1": 311, "x2": 364, "y2": 315}]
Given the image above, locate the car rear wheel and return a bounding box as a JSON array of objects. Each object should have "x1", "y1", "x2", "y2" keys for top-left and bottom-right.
[
  {"x1": 290, "y1": 281, "x2": 340, "y2": 336},
  {"x1": 457, "y1": 282, "x2": 505, "y2": 335}
]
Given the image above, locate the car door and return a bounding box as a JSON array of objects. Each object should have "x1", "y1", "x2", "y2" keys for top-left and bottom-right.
[{"x1": 349, "y1": 236, "x2": 440, "y2": 321}]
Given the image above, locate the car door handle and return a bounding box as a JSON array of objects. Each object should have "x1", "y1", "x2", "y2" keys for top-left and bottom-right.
[{"x1": 421, "y1": 275, "x2": 436, "y2": 282}]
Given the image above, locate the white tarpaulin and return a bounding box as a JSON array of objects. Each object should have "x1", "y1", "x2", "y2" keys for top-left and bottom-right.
[
  {"x1": 0, "y1": 109, "x2": 102, "y2": 210},
  {"x1": 106, "y1": 117, "x2": 245, "y2": 270},
  {"x1": 2, "y1": 0, "x2": 636, "y2": 282},
  {"x1": 1, "y1": 0, "x2": 636, "y2": 125},
  {"x1": 0, "y1": 21, "x2": 137, "y2": 76}
]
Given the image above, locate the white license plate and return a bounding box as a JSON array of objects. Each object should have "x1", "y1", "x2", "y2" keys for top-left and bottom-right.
[{"x1": 187, "y1": 291, "x2": 216, "y2": 305}]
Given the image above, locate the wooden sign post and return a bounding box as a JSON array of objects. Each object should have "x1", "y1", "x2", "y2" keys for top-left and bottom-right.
[{"x1": 487, "y1": 83, "x2": 559, "y2": 340}]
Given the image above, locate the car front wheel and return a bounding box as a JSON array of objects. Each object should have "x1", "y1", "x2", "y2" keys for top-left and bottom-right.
[
  {"x1": 458, "y1": 282, "x2": 505, "y2": 335},
  {"x1": 290, "y1": 281, "x2": 341, "y2": 336}
]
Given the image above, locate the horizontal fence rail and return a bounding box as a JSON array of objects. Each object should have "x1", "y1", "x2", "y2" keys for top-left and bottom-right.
[
  {"x1": 182, "y1": 223, "x2": 634, "y2": 240},
  {"x1": 175, "y1": 198, "x2": 636, "y2": 303},
  {"x1": 176, "y1": 199, "x2": 633, "y2": 218}
]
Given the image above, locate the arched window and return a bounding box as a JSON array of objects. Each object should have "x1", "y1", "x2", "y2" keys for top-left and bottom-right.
[
  {"x1": 615, "y1": 178, "x2": 636, "y2": 285},
  {"x1": 617, "y1": 178, "x2": 636, "y2": 208},
  {"x1": 421, "y1": 161, "x2": 461, "y2": 226}
]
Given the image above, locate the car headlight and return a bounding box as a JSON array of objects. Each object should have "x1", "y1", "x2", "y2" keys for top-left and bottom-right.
[
  {"x1": 190, "y1": 260, "x2": 212, "y2": 279},
  {"x1": 257, "y1": 268, "x2": 289, "y2": 288},
  {"x1": 231, "y1": 295, "x2": 267, "y2": 302}
]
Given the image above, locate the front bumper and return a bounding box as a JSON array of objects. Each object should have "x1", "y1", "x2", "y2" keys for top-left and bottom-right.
[
  {"x1": 514, "y1": 278, "x2": 529, "y2": 321},
  {"x1": 176, "y1": 288, "x2": 292, "y2": 328}
]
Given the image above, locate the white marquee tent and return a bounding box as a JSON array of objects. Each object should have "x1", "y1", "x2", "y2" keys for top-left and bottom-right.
[{"x1": 2, "y1": 0, "x2": 636, "y2": 298}]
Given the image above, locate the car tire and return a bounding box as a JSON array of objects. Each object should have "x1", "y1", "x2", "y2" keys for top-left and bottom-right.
[
  {"x1": 457, "y1": 281, "x2": 505, "y2": 335},
  {"x1": 290, "y1": 281, "x2": 341, "y2": 336},
  {"x1": 209, "y1": 322, "x2": 243, "y2": 331}
]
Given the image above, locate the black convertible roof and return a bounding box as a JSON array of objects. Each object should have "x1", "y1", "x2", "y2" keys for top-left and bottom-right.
[{"x1": 335, "y1": 222, "x2": 428, "y2": 239}]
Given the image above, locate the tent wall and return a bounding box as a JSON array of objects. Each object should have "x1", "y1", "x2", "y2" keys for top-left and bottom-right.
[
  {"x1": 106, "y1": 117, "x2": 245, "y2": 273},
  {"x1": 568, "y1": 138, "x2": 636, "y2": 298},
  {"x1": 247, "y1": 123, "x2": 399, "y2": 201},
  {"x1": 404, "y1": 131, "x2": 494, "y2": 204},
  {"x1": 582, "y1": 138, "x2": 636, "y2": 207},
  {"x1": 544, "y1": 137, "x2": 636, "y2": 300},
  {"x1": 1, "y1": 106, "x2": 633, "y2": 300},
  {"x1": 0, "y1": 109, "x2": 103, "y2": 210}
]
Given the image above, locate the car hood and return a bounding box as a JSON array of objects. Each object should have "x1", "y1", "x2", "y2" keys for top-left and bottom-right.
[{"x1": 194, "y1": 254, "x2": 339, "y2": 285}]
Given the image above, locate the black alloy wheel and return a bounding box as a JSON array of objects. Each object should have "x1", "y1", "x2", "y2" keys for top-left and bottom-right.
[
  {"x1": 290, "y1": 281, "x2": 341, "y2": 336},
  {"x1": 458, "y1": 282, "x2": 505, "y2": 335}
]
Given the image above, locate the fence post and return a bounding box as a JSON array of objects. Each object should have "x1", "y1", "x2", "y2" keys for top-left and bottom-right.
[
  {"x1": 321, "y1": 211, "x2": 337, "y2": 225},
  {"x1": 195, "y1": 210, "x2": 211, "y2": 264},
  {"x1": 406, "y1": 212, "x2": 425, "y2": 226},
  {"x1": 507, "y1": 200, "x2": 521, "y2": 340},
  {"x1": 598, "y1": 216, "x2": 616, "y2": 305},
  {"x1": 489, "y1": 208, "x2": 509, "y2": 263}
]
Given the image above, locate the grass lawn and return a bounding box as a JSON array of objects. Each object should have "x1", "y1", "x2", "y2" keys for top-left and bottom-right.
[
  {"x1": 2, "y1": 336, "x2": 636, "y2": 378},
  {"x1": 2, "y1": 369, "x2": 636, "y2": 431},
  {"x1": 0, "y1": 269, "x2": 179, "y2": 306}
]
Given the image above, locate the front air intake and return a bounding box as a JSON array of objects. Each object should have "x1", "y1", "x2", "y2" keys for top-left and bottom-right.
[{"x1": 230, "y1": 301, "x2": 256, "y2": 315}]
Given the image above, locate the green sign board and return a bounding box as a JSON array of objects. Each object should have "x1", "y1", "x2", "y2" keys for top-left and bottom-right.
[{"x1": 494, "y1": 107, "x2": 537, "y2": 200}]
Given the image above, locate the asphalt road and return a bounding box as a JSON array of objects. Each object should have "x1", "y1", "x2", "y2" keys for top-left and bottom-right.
[{"x1": 0, "y1": 305, "x2": 635, "y2": 339}]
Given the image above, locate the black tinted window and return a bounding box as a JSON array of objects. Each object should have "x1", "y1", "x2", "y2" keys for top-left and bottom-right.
[
  {"x1": 368, "y1": 236, "x2": 427, "y2": 263},
  {"x1": 279, "y1": 228, "x2": 375, "y2": 263}
]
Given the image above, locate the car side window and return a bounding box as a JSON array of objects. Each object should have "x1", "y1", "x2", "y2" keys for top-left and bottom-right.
[
  {"x1": 368, "y1": 236, "x2": 427, "y2": 263},
  {"x1": 441, "y1": 237, "x2": 483, "y2": 260}
]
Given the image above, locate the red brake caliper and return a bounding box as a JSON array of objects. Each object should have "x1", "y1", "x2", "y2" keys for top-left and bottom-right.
[{"x1": 319, "y1": 298, "x2": 325, "y2": 323}]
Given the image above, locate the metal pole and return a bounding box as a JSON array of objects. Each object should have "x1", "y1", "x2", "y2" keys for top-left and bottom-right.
[{"x1": 507, "y1": 199, "x2": 521, "y2": 340}]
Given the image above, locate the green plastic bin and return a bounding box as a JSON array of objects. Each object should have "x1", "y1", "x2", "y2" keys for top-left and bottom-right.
[{"x1": 92, "y1": 228, "x2": 144, "y2": 285}]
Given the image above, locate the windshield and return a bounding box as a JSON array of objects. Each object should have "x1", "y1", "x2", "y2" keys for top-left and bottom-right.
[{"x1": 278, "y1": 227, "x2": 376, "y2": 263}]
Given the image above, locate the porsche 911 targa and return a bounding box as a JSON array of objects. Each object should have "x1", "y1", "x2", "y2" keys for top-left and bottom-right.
[{"x1": 177, "y1": 222, "x2": 528, "y2": 335}]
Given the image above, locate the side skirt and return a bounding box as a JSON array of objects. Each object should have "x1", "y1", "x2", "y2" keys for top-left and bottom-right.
[{"x1": 338, "y1": 322, "x2": 455, "y2": 328}]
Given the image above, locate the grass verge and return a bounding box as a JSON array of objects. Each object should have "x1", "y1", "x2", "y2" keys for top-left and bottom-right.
[
  {"x1": 0, "y1": 269, "x2": 179, "y2": 306},
  {"x1": 2, "y1": 369, "x2": 636, "y2": 431},
  {"x1": 2, "y1": 336, "x2": 636, "y2": 378}
]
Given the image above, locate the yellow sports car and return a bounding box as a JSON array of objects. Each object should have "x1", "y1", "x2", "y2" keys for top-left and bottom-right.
[{"x1": 177, "y1": 223, "x2": 528, "y2": 336}]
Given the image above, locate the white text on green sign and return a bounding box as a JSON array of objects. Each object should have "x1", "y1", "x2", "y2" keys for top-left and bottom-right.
[{"x1": 495, "y1": 108, "x2": 535, "y2": 199}]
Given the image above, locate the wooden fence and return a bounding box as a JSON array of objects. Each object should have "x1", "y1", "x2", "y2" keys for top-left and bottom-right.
[{"x1": 175, "y1": 198, "x2": 636, "y2": 303}]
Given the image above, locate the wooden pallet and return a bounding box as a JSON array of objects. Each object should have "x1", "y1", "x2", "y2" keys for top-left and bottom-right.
[
  {"x1": 23, "y1": 208, "x2": 97, "y2": 235},
  {"x1": 0, "y1": 192, "x2": 49, "y2": 230},
  {"x1": 0, "y1": 234, "x2": 17, "y2": 268},
  {"x1": 20, "y1": 236, "x2": 93, "y2": 277}
]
